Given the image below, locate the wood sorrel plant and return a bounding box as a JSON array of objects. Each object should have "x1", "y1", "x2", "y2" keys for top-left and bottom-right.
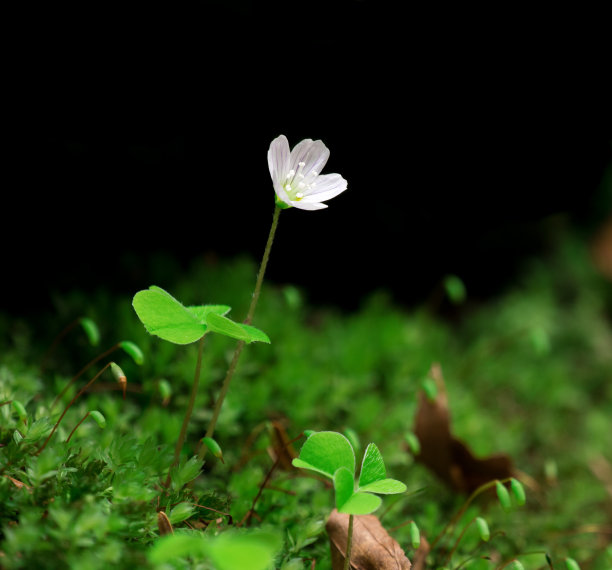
[
  {"x1": 132, "y1": 134, "x2": 348, "y2": 485},
  {"x1": 196, "y1": 134, "x2": 348, "y2": 460},
  {"x1": 292, "y1": 431, "x2": 406, "y2": 569},
  {"x1": 132, "y1": 286, "x2": 270, "y2": 485}
]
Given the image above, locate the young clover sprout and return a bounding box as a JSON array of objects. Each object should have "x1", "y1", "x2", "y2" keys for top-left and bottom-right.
[
  {"x1": 292, "y1": 431, "x2": 406, "y2": 570},
  {"x1": 132, "y1": 285, "x2": 270, "y2": 486},
  {"x1": 268, "y1": 135, "x2": 348, "y2": 210}
]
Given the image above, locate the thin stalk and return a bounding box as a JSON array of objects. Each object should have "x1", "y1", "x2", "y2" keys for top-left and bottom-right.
[
  {"x1": 50, "y1": 343, "x2": 120, "y2": 410},
  {"x1": 344, "y1": 514, "x2": 354, "y2": 570},
  {"x1": 198, "y1": 206, "x2": 281, "y2": 461},
  {"x1": 164, "y1": 335, "x2": 206, "y2": 488},
  {"x1": 430, "y1": 477, "x2": 512, "y2": 551},
  {"x1": 65, "y1": 412, "x2": 91, "y2": 444},
  {"x1": 37, "y1": 362, "x2": 112, "y2": 455}
]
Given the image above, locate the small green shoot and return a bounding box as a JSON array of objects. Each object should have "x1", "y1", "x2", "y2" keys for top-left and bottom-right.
[{"x1": 79, "y1": 317, "x2": 100, "y2": 346}]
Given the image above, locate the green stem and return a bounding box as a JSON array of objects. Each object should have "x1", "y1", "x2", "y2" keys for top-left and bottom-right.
[
  {"x1": 164, "y1": 335, "x2": 206, "y2": 488},
  {"x1": 197, "y1": 206, "x2": 281, "y2": 461},
  {"x1": 344, "y1": 514, "x2": 354, "y2": 570}
]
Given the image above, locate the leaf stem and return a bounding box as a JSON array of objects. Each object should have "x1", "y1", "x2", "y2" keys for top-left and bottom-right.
[
  {"x1": 344, "y1": 514, "x2": 354, "y2": 570},
  {"x1": 164, "y1": 335, "x2": 206, "y2": 488},
  {"x1": 198, "y1": 205, "x2": 281, "y2": 461}
]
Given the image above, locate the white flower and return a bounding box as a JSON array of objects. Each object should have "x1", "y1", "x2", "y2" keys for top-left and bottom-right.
[{"x1": 267, "y1": 135, "x2": 348, "y2": 211}]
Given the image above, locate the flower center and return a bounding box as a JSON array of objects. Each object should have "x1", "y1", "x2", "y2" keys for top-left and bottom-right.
[{"x1": 283, "y1": 161, "x2": 318, "y2": 201}]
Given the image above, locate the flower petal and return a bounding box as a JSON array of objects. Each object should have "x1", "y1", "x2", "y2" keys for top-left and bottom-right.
[
  {"x1": 290, "y1": 139, "x2": 330, "y2": 180},
  {"x1": 291, "y1": 200, "x2": 328, "y2": 211},
  {"x1": 301, "y1": 173, "x2": 348, "y2": 203},
  {"x1": 268, "y1": 135, "x2": 290, "y2": 184}
]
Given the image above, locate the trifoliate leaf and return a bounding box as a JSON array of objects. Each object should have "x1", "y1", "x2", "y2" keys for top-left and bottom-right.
[
  {"x1": 292, "y1": 431, "x2": 355, "y2": 479},
  {"x1": 205, "y1": 313, "x2": 270, "y2": 343},
  {"x1": 337, "y1": 492, "x2": 382, "y2": 515},
  {"x1": 357, "y1": 478, "x2": 406, "y2": 494},
  {"x1": 132, "y1": 286, "x2": 207, "y2": 345},
  {"x1": 358, "y1": 443, "x2": 386, "y2": 488}
]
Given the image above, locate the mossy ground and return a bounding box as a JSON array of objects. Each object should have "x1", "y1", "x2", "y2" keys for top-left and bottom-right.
[{"x1": 1, "y1": 228, "x2": 611, "y2": 569}]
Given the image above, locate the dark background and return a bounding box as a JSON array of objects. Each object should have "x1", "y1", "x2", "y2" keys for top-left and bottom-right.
[{"x1": 4, "y1": 1, "x2": 611, "y2": 316}]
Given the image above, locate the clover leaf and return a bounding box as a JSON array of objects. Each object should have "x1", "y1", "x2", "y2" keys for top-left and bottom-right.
[
  {"x1": 132, "y1": 286, "x2": 270, "y2": 345},
  {"x1": 292, "y1": 431, "x2": 405, "y2": 516}
]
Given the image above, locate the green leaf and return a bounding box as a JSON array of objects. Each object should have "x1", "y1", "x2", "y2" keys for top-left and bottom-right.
[
  {"x1": 292, "y1": 431, "x2": 355, "y2": 479},
  {"x1": 409, "y1": 521, "x2": 421, "y2": 549},
  {"x1": 148, "y1": 534, "x2": 207, "y2": 563},
  {"x1": 168, "y1": 502, "x2": 195, "y2": 524},
  {"x1": 187, "y1": 304, "x2": 231, "y2": 323},
  {"x1": 358, "y1": 443, "x2": 386, "y2": 488},
  {"x1": 358, "y1": 478, "x2": 406, "y2": 494},
  {"x1": 338, "y1": 492, "x2": 382, "y2": 515},
  {"x1": 132, "y1": 286, "x2": 206, "y2": 345},
  {"x1": 205, "y1": 312, "x2": 250, "y2": 341},
  {"x1": 79, "y1": 317, "x2": 100, "y2": 346},
  {"x1": 333, "y1": 467, "x2": 355, "y2": 511},
  {"x1": 205, "y1": 313, "x2": 270, "y2": 343},
  {"x1": 205, "y1": 531, "x2": 281, "y2": 570},
  {"x1": 239, "y1": 323, "x2": 271, "y2": 343}
]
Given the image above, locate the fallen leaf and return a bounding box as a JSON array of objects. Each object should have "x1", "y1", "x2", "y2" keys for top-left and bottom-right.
[
  {"x1": 266, "y1": 419, "x2": 298, "y2": 471},
  {"x1": 411, "y1": 535, "x2": 430, "y2": 570},
  {"x1": 412, "y1": 363, "x2": 514, "y2": 494},
  {"x1": 326, "y1": 509, "x2": 411, "y2": 569}
]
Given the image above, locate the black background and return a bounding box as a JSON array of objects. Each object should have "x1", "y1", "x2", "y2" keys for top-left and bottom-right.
[{"x1": 4, "y1": 1, "x2": 611, "y2": 316}]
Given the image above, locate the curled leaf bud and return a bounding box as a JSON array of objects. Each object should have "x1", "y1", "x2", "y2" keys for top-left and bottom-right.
[
  {"x1": 564, "y1": 558, "x2": 581, "y2": 570},
  {"x1": 157, "y1": 511, "x2": 173, "y2": 536},
  {"x1": 158, "y1": 379, "x2": 172, "y2": 406},
  {"x1": 495, "y1": 481, "x2": 512, "y2": 512},
  {"x1": 405, "y1": 432, "x2": 421, "y2": 455},
  {"x1": 201, "y1": 437, "x2": 224, "y2": 463},
  {"x1": 119, "y1": 340, "x2": 144, "y2": 365},
  {"x1": 110, "y1": 362, "x2": 127, "y2": 399},
  {"x1": 79, "y1": 317, "x2": 100, "y2": 346},
  {"x1": 89, "y1": 410, "x2": 106, "y2": 429},
  {"x1": 510, "y1": 477, "x2": 526, "y2": 506},
  {"x1": 11, "y1": 400, "x2": 27, "y2": 424},
  {"x1": 475, "y1": 517, "x2": 490, "y2": 542},
  {"x1": 409, "y1": 521, "x2": 421, "y2": 550}
]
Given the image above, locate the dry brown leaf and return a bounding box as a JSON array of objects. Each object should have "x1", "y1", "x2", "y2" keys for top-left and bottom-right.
[
  {"x1": 412, "y1": 363, "x2": 514, "y2": 494},
  {"x1": 411, "y1": 535, "x2": 430, "y2": 570},
  {"x1": 266, "y1": 419, "x2": 298, "y2": 470},
  {"x1": 326, "y1": 509, "x2": 411, "y2": 569}
]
